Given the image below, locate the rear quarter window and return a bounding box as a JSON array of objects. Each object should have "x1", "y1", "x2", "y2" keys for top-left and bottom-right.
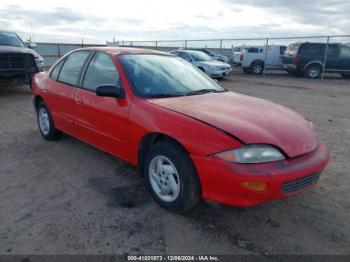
[
  {"x1": 298, "y1": 44, "x2": 324, "y2": 56},
  {"x1": 50, "y1": 60, "x2": 64, "y2": 80},
  {"x1": 247, "y1": 48, "x2": 259, "y2": 53}
]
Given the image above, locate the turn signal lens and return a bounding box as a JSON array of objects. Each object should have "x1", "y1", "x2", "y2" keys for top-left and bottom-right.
[{"x1": 242, "y1": 181, "x2": 268, "y2": 192}]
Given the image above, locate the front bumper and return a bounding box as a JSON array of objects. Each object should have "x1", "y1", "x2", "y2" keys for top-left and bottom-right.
[
  {"x1": 208, "y1": 68, "x2": 232, "y2": 78},
  {"x1": 191, "y1": 139, "x2": 330, "y2": 207},
  {"x1": 283, "y1": 64, "x2": 297, "y2": 70}
]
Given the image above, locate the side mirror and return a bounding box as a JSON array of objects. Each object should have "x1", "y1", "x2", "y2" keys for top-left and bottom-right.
[
  {"x1": 28, "y1": 42, "x2": 37, "y2": 49},
  {"x1": 96, "y1": 84, "x2": 125, "y2": 98}
]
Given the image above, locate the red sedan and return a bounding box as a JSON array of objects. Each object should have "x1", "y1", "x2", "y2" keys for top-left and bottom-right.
[{"x1": 31, "y1": 47, "x2": 330, "y2": 212}]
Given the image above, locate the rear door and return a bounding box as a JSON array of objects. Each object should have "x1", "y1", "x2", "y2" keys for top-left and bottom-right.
[
  {"x1": 46, "y1": 50, "x2": 91, "y2": 136},
  {"x1": 338, "y1": 45, "x2": 350, "y2": 72},
  {"x1": 74, "y1": 51, "x2": 130, "y2": 161}
]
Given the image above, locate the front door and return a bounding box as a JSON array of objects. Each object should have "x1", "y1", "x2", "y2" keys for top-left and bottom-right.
[{"x1": 74, "y1": 51, "x2": 130, "y2": 161}]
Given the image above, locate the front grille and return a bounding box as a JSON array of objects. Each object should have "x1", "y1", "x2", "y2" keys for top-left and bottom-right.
[
  {"x1": 281, "y1": 171, "x2": 322, "y2": 194},
  {"x1": 221, "y1": 67, "x2": 229, "y2": 70},
  {"x1": 0, "y1": 54, "x2": 36, "y2": 70}
]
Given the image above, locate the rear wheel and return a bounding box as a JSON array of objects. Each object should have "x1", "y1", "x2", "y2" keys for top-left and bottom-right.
[
  {"x1": 36, "y1": 102, "x2": 62, "y2": 140},
  {"x1": 250, "y1": 61, "x2": 264, "y2": 75},
  {"x1": 304, "y1": 64, "x2": 322, "y2": 79},
  {"x1": 144, "y1": 140, "x2": 201, "y2": 212},
  {"x1": 243, "y1": 67, "x2": 250, "y2": 74}
]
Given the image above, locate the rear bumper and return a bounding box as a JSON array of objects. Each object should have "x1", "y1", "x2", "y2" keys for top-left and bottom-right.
[{"x1": 191, "y1": 139, "x2": 330, "y2": 207}]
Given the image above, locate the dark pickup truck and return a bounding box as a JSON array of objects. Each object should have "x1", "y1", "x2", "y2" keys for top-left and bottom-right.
[
  {"x1": 0, "y1": 31, "x2": 44, "y2": 86},
  {"x1": 282, "y1": 42, "x2": 350, "y2": 78}
]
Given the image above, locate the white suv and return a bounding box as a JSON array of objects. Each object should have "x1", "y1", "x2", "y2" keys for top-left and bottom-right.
[{"x1": 170, "y1": 50, "x2": 232, "y2": 79}]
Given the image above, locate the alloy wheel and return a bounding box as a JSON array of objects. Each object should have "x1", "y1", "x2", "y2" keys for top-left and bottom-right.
[{"x1": 149, "y1": 155, "x2": 180, "y2": 202}]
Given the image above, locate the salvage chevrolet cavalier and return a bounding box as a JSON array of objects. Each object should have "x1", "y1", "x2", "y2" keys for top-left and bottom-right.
[{"x1": 31, "y1": 47, "x2": 330, "y2": 212}]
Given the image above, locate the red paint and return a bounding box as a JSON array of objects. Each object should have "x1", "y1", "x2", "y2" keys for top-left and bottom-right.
[{"x1": 31, "y1": 47, "x2": 330, "y2": 207}]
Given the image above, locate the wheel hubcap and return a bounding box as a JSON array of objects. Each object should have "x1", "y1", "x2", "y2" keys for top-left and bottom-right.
[
  {"x1": 253, "y1": 65, "x2": 262, "y2": 74},
  {"x1": 309, "y1": 67, "x2": 319, "y2": 78},
  {"x1": 38, "y1": 108, "x2": 50, "y2": 135},
  {"x1": 149, "y1": 155, "x2": 180, "y2": 202}
]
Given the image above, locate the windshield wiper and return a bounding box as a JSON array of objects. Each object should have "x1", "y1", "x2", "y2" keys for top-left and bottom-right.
[
  {"x1": 186, "y1": 89, "x2": 226, "y2": 96},
  {"x1": 146, "y1": 93, "x2": 186, "y2": 98}
]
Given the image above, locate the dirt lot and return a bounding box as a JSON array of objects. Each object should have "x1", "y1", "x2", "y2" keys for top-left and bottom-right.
[{"x1": 1, "y1": 73, "x2": 350, "y2": 255}]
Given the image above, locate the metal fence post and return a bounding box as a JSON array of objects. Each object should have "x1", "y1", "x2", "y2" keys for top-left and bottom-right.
[
  {"x1": 57, "y1": 43, "x2": 61, "y2": 58},
  {"x1": 321, "y1": 36, "x2": 330, "y2": 80},
  {"x1": 185, "y1": 40, "x2": 187, "y2": 49},
  {"x1": 219, "y1": 39, "x2": 223, "y2": 55},
  {"x1": 155, "y1": 41, "x2": 158, "y2": 50},
  {"x1": 263, "y1": 38, "x2": 269, "y2": 77}
]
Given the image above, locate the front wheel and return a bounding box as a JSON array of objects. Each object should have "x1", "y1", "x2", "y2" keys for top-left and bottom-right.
[
  {"x1": 144, "y1": 140, "x2": 201, "y2": 212},
  {"x1": 304, "y1": 64, "x2": 322, "y2": 79},
  {"x1": 37, "y1": 101, "x2": 62, "y2": 140}
]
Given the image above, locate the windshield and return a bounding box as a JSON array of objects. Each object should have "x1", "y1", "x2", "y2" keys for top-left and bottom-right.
[
  {"x1": 185, "y1": 51, "x2": 212, "y2": 61},
  {"x1": 0, "y1": 32, "x2": 24, "y2": 47},
  {"x1": 120, "y1": 54, "x2": 225, "y2": 98}
]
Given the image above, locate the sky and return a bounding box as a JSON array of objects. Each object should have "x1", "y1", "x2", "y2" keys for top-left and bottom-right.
[{"x1": 0, "y1": 0, "x2": 349, "y2": 44}]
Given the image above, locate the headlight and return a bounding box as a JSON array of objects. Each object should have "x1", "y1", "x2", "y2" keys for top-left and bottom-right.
[
  {"x1": 213, "y1": 145, "x2": 285, "y2": 163},
  {"x1": 35, "y1": 56, "x2": 45, "y2": 66}
]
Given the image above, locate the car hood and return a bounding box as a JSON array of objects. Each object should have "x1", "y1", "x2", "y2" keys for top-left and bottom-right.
[
  {"x1": 197, "y1": 60, "x2": 230, "y2": 67},
  {"x1": 147, "y1": 92, "x2": 318, "y2": 158},
  {"x1": 0, "y1": 45, "x2": 41, "y2": 58}
]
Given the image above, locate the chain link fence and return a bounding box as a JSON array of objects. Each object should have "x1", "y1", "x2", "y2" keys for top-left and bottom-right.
[
  {"x1": 108, "y1": 35, "x2": 350, "y2": 79},
  {"x1": 35, "y1": 35, "x2": 350, "y2": 79}
]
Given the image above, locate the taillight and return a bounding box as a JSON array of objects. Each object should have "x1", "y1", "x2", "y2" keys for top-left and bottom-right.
[
  {"x1": 293, "y1": 55, "x2": 300, "y2": 64},
  {"x1": 240, "y1": 54, "x2": 243, "y2": 61}
]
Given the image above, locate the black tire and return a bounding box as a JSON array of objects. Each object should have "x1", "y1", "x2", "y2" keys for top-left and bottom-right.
[
  {"x1": 341, "y1": 73, "x2": 350, "y2": 79},
  {"x1": 144, "y1": 140, "x2": 201, "y2": 212},
  {"x1": 304, "y1": 64, "x2": 322, "y2": 79},
  {"x1": 250, "y1": 61, "x2": 264, "y2": 75},
  {"x1": 36, "y1": 101, "x2": 62, "y2": 140},
  {"x1": 242, "y1": 67, "x2": 250, "y2": 74}
]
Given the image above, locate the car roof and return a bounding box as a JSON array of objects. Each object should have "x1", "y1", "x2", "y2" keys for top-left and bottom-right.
[{"x1": 75, "y1": 47, "x2": 169, "y2": 56}]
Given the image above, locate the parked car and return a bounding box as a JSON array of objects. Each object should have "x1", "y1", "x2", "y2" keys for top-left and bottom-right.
[
  {"x1": 31, "y1": 47, "x2": 330, "y2": 212},
  {"x1": 282, "y1": 42, "x2": 350, "y2": 78},
  {"x1": 187, "y1": 48, "x2": 229, "y2": 63},
  {"x1": 241, "y1": 45, "x2": 287, "y2": 75},
  {"x1": 170, "y1": 50, "x2": 232, "y2": 78},
  {"x1": 0, "y1": 31, "x2": 44, "y2": 86}
]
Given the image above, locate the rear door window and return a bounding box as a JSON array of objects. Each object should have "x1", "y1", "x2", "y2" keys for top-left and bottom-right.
[
  {"x1": 327, "y1": 45, "x2": 340, "y2": 57},
  {"x1": 248, "y1": 48, "x2": 259, "y2": 53},
  {"x1": 298, "y1": 44, "x2": 324, "y2": 56},
  {"x1": 340, "y1": 46, "x2": 350, "y2": 57},
  {"x1": 58, "y1": 51, "x2": 91, "y2": 86}
]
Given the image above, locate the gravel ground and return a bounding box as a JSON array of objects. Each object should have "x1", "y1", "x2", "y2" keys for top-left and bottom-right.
[{"x1": 0, "y1": 73, "x2": 349, "y2": 255}]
